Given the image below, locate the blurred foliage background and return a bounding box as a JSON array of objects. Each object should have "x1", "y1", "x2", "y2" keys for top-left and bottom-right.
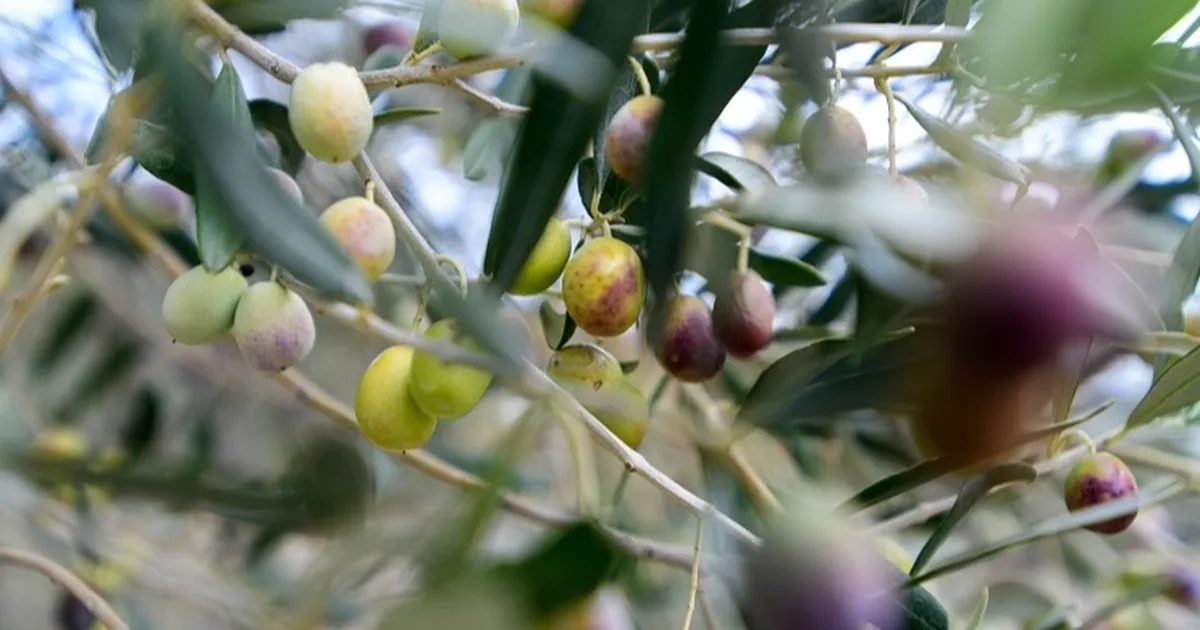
[{"x1": 5, "y1": 0, "x2": 1200, "y2": 629}]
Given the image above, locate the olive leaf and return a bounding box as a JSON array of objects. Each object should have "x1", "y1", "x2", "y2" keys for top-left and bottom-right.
[
  {"x1": 1126, "y1": 343, "x2": 1200, "y2": 428},
  {"x1": 195, "y1": 62, "x2": 252, "y2": 271},
  {"x1": 1156, "y1": 88, "x2": 1200, "y2": 332},
  {"x1": 120, "y1": 387, "x2": 161, "y2": 466},
  {"x1": 538, "y1": 300, "x2": 576, "y2": 350},
  {"x1": 698, "y1": 151, "x2": 777, "y2": 195},
  {"x1": 908, "y1": 462, "x2": 1039, "y2": 576},
  {"x1": 374, "y1": 107, "x2": 443, "y2": 127},
  {"x1": 247, "y1": 99, "x2": 305, "y2": 175},
  {"x1": 896, "y1": 95, "x2": 1031, "y2": 189}
]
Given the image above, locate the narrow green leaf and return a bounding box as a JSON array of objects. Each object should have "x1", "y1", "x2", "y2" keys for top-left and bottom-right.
[
  {"x1": 698, "y1": 151, "x2": 777, "y2": 195},
  {"x1": 538, "y1": 300, "x2": 576, "y2": 350},
  {"x1": 373, "y1": 107, "x2": 443, "y2": 127},
  {"x1": 575, "y1": 156, "x2": 640, "y2": 218},
  {"x1": 964, "y1": 588, "x2": 989, "y2": 630},
  {"x1": 643, "y1": 0, "x2": 772, "y2": 347},
  {"x1": 1154, "y1": 86, "x2": 1200, "y2": 331},
  {"x1": 694, "y1": 154, "x2": 747, "y2": 191},
  {"x1": 194, "y1": 169, "x2": 244, "y2": 271},
  {"x1": 748, "y1": 249, "x2": 828, "y2": 288},
  {"x1": 852, "y1": 270, "x2": 909, "y2": 355},
  {"x1": 148, "y1": 22, "x2": 373, "y2": 305},
  {"x1": 195, "y1": 62, "x2": 255, "y2": 270},
  {"x1": 247, "y1": 99, "x2": 305, "y2": 175},
  {"x1": 896, "y1": 95, "x2": 1031, "y2": 189},
  {"x1": 844, "y1": 459, "x2": 957, "y2": 512},
  {"x1": 1127, "y1": 343, "x2": 1200, "y2": 428},
  {"x1": 846, "y1": 413, "x2": 1098, "y2": 512},
  {"x1": 907, "y1": 477, "x2": 1187, "y2": 589},
  {"x1": 483, "y1": 0, "x2": 651, "y2": 293},
  {"x1": 908, "y1": 463, "x2": 1038, "y2": 576},
  {"x1": 120, "y1": 387, "x2": 161, "y2": 465}
]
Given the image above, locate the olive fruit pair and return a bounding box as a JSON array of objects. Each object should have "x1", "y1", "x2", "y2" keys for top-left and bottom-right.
[
  {"x1": 1063, "y1": 451, "x2": 1139, "y2": 535},
  {"x1": 355, "y1": 319, "x2": 493, "y2": 451},
  {"x1": 546, "y1": 344, "x2": 649, "y2": 448},
  {"x1": 162, "y1": 266, "x2": 316, "y2": 372},
  {"x1": 653, "y1": 270, "x2": 776, "y2": 383}
]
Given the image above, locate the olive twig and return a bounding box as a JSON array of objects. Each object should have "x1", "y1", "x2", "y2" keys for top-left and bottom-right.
[
  {"x1": 736, "y1": 236, "x2": 751, "y2": 274},
  {"x1": 699, "y1": 210, "x2": 752, "y2": 239},
  {"x1": 681, "y1": 513, "x2": 707, "y2": 630},
  {"x1": 875, "y1": 77, "x2": 898, "y2": 178},
  {"x1": 628, "y1": 56, "x2": 653, "y2": 96},
  {"x1": 364, "y1": 178, "x2": 376, "y2": 204},
  {"x1": 0, "y1": 546, "x2": 129, "y2": 630}
]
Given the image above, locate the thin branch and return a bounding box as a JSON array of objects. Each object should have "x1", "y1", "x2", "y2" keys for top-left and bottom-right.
[
  {"x1": 681, "y1": 515, "x2": 706, "y2": 630},
  {"x1": 448, "y1": 78, "x2": 529, "y2": 118},
  {"x1": 189, "y1": 0, "x2": 300, "y2": 82},
  {"x1": 0, "y1": 546, "x2": 129, "y2": 630}
]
